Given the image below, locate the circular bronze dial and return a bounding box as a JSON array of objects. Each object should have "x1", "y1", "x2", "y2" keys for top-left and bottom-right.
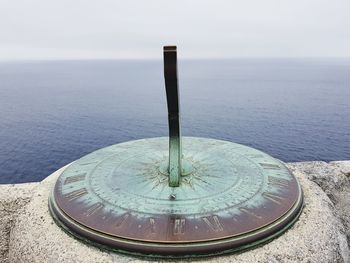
[{"x1": 49, "y1": 137, "x2": 303, "y2": 257}]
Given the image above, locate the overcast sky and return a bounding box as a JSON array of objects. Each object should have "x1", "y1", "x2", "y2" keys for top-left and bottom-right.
[{"x1": 0, "y1": 0, "x2": 350, "y2": 60}]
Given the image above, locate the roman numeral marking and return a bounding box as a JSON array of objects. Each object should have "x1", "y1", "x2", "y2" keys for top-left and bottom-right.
[
  {"x1": 268, "y1": 176, "x2": 290, "y2": 188},
  {"x1": 239, "y1": 208, "x2": 262, "y2": 219},
  {"x1": 64, "y1": 173, "x2": 86, "y2": 185},
  {"x1": 262, "y1": 192, "x2": 285, "y2": 205},
  {"x1": 149, "y1": 218, "x2": 156, "y2": 234},
  {"x1": 84, "y1": 202, "x2": 105, "y2": 217},
  {"x1": 259, "y1": 163, "x2": 281, "y2": 170},
  {"x1": 173, "y1": 218, "x2": 186, "y2": 235},
  {"x1": 202, "y1": 216, "x2": 223, "y2": 232},
  {"x1": 115, "y1": 213, "x2": 130, "y2": 228},
  {"x1": 64, "y1": 188, "x2": 88, "y2": 201}
]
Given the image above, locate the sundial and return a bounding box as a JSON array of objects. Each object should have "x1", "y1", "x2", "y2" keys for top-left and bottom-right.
[{"x1": 49, "y1": 46, "x2": 303, "y2": 258}]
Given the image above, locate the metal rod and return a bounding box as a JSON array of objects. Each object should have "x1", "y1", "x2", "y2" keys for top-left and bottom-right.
[{"x1": 163, "y1": 46, "x2": 182, "y2": 187}]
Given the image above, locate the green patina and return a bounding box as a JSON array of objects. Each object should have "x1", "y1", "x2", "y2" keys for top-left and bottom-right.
[{"x1": 48, "y1": 46, "x2": 303, "y2": 258}]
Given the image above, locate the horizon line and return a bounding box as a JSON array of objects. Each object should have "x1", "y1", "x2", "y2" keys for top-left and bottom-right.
[{"x1": 1, "y1": 56, "x2": 350, "y2": 63}]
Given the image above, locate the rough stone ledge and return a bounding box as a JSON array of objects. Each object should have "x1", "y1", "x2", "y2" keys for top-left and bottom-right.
[
  {"x1": 287, "y1": 160, "x2": 350, "y2": 253},
  {"x1": 0, "y1": 182, "x2": 39, "y2": 262},
  {"x1": 0, "y1": 161, "x2": 349, "y2": 263}
]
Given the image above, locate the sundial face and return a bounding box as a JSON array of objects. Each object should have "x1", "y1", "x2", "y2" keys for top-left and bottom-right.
[
  {"x1": 49, "y1": 46, "x2": 303, "y2": 257},
  {"x1": 49, "y1": 137, "x2": 303, "y2": 256}
]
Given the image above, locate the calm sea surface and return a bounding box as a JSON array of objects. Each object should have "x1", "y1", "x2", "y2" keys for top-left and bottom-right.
[{"x1": 0, "y1": 59, "x2": 349, "y2": 183}]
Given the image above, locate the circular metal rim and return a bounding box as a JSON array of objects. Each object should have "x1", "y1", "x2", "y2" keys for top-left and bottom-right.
[
  {"x1": 49, "y1": 186, "x2": 303, "y2": 258},
  {"x1": 48, "y1": 138, "x2": 304, "y2": 258}
]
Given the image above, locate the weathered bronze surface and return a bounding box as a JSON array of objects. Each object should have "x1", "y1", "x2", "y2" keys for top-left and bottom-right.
[
  {"x1": 164, "y1": 46, "x2": 182, "y2": 187},
  {"x1": 49, "y1": 46, "x2": 303, "y2": 258}
]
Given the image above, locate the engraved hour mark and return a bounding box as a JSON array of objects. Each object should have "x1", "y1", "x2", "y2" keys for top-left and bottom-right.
[
  {"x1": 246, "y1": 154, "x2": 264, "y2": 158},
  {"x1": 268, "y1": 176, "x2": 290, "y2": 188},
  {"x1": 85, "y1": 202, "x2": 105, "y2": 217},
  {"x1": 64, "y1": 173, "x2": 86, "y2": 185},
  {"x1": 259, "y1": 163, "x2": 281, "y2": 170},
  {"x1": 173, "y1": 218, "x2": 186, "y2": 235},
  {"x1": 64, "y1": 188, "x2": 88, "y2": 201},
  {"x1": 202, "y1": 216, "x2": 223, "y2": 232},
  {"x1": 239, "y1": 208, "x2": 262, "y2": 219},
  {"x1": 262, "y1": 192, "x2": 285, "y2": 205},
  {"x1": 115, "y1": 213, "x2": 130, "y2": 228},
  {"x1": 148, "y1": 218, "x2": 156, "y2": 234},
  {"x1": 79, "y1": 161, "x2": 98, "y2": 166}
]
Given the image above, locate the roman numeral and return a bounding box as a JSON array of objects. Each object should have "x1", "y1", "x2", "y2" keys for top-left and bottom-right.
[
  {"x1": 84, "y1": 202, "x2": 105, "y2": 217},
  {"x1": 64, "y1": 173, "x2": 86, "y2": 185},
  {"x1": 148, "y1": 218, "x2": 156, "y2": 234},
  {"x1": 173, "y1": 218, "x2": 186, "y2": 235},
  {"x1": 262, "y1": 192, "x2": 285, "y2": 205},
  {"x1": 268, "y1": 176, "x2": 290, "y2": 188},
  {"x1": 202, "y1": 216, "x2": 223, "y2": 232},
  {"x1": 239, "y1": 207, "x2": 262, "y2": 219},
  {"x1": 64, "y1": 188, "x2": 88, "y2": 201},
  {"x1": 115, "y1": 213, "x2": 130, "y2": 228}
]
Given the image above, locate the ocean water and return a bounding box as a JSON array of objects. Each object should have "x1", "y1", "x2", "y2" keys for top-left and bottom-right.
[{"x1": 0, "y1": 59, "x2": 349, "y2": 184}]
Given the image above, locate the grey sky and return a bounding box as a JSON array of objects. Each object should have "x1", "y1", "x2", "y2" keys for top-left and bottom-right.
[{"x1": 1, "y1": 0, "x2": 350, "y2": 60}]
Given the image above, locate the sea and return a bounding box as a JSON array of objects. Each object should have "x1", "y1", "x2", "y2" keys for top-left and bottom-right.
[{"x1": 0, "y1": 59, "x2": 349, "y2": 184}]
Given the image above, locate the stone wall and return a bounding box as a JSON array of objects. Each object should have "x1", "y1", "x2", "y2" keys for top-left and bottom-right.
[
  {"x1": 0, "y1": 182, "x2": 38, "y2": 262},
  {"x1": 287, "y1": 161, "x2": 350, "y2": 251}
]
